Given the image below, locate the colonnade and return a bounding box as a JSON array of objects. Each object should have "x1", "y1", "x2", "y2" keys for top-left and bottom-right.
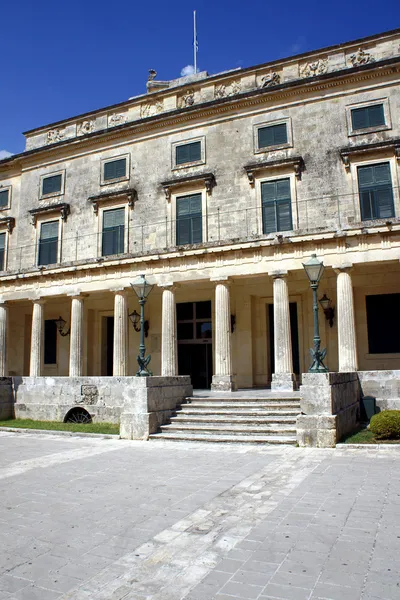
[{"x1": 0, "y1": 267, "x2": 359, "y2": 384}]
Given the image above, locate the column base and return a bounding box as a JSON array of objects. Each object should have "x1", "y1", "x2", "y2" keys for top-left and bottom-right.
[
  {"x1": 211, "y1": 375, "x2": 237, "y2": 392},
  {"x1": 271, "y1": 373, "x2": 296, "y2": 391}
]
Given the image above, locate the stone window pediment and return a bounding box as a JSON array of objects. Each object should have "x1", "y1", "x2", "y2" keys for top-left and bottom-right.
[
  {"x1": 88, "y1": 188, "x2": 137, "y2": 215},
  {"x1": 29, "y1": 202, "x2": 70, "y2": 225},
  {"x1": 245, "y1": 156, "x2": 304, "y2": 186},
  {"x1": 0, "y1": 216, "x2": 15, "y2": 233},
  {"x1": 161, "y1": 172, "x2": 216, "y2": 201},
  {"x1": 340, "y1": 139, "x2": 400, "y2": 171}
]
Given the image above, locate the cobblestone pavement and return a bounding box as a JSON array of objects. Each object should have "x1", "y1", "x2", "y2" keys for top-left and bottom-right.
[{"x1": 0, "y1": 433, "x2": 399, "y2": 600}]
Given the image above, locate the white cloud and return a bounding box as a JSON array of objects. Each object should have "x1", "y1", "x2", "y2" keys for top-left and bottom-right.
[
  {"x1": 0, "y1": 150, "x2": 13, "y2": 160},
  {"x1": 180, "y1": 65, "x2": 195, "y2": 77}
]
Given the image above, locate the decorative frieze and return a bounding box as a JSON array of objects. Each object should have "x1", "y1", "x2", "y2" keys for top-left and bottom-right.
[
  {"x1": 300, "y1": 59, "x2": 328, "y2": 78},
  {"x1": 178, "y1": 89, "x2": 195, "y2": 108},
  {"x1": 214, "y1": 80, "x2": 242, "y2": 99},
  {"x1": 108, "y1": 113, "x2": 127, "y2": 127},
  {"x1": 77, "y1": 120, "x2": 95, "y2": 136},
  {"x1": 140, "y1": 101, "x2": 163, "y2": 119},
  {"x1": 46, "y1": 129, "x2": 65, "y2": 144},
  {"x1": 258, "y1": 71, "x2": 281, "y2": 88},
  {"x1": 348, "y1": 48, "x2": 374, "y2": 67}
]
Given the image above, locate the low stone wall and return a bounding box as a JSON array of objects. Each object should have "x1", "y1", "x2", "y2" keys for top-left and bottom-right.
[
  {"x1": 0, "y1": 377, "x2": 14, "y2": 420},
  {"x1": 13, "y1": 376, "x2": 192, "y2": 439},
  {"x1": 358, "y1": 370, "x2": 400, "y2": 411},
  {"x1": 297, "y1": 372, "x2": 360, "y2": 448}
]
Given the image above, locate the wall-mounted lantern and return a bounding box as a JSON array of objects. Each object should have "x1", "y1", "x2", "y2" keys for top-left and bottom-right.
[
  {"x1": 319, "y1": 294, "x2": 335, "y2": 328},
  {"x1": 54, "y1": 316, "x2": 70, "y2": 337},
  {"x1": 128, "y1": 309, "x2": 150, "y2": 338}
]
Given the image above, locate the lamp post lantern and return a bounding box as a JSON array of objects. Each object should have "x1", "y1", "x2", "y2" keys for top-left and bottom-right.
[
  {"x1": 130, "y1": 274, "x2": 154, "y2": 376},
  {"x1": 302, "y1": 254, "x2": 328, "y2": 373}
]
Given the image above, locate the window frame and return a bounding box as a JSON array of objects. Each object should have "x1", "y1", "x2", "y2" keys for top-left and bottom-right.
[
  {"x1": 98, "y1": 202, "x2": 128, "y2": 257},
  {"x1": 346, "y1": 98, "x2": 391, "y2": 137},
  {"x1": 169, "y1": 185, "x2": 207, "y2": 247},
  {"x1": 255, "y1": 171, "x2": 298, "y2": 236},
  {"x1": 44, "y1": 319, "x2": 58, "y2": 365},
  {"x1": 175, "y1": 192, "x2": 203, "y2": 246},
  {"x1": 0, "y1": 185, "x2": 11, "y2": 211},
  {"x1": 171, "y1": 137, "x2": 206, "y2": 170},
  {"x1": 254, "y1": 118, "x2": 292, "y2": 154},
  {"x1": 40, "y1": 170, "x2": 65, "y2": 200},
  {"x1": 100, "y1": 154, "x2": 130, "y2": 186},
  {"x1": 0, "y1": 230, "x2": 8, "y2": 272},
  {"x1": 37, "y1": 218, "x2": 62, "y2": 266}
]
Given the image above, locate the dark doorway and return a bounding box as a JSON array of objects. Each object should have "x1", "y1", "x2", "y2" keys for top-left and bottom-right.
[
  {"x1": 177, "y1": 301, "x2": 213, "y2": 389},
  {"x1": 268, "y1": 302, "x2": 300, "y2": 376},
  {"x1": 105, "y1": 316, "x2": 114, "y2": 376},
  {"x1": 366, "y1": 293, "x2": 400, "y2": 353}
]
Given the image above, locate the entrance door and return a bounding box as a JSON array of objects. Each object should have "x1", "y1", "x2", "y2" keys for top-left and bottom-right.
[
  {"x1": 177, "y1": 301, "x2": 213, "y2": 389},
  {"x1": 268, "y1": 302, "x2": 300, "y2": 377},
  {"x1": 101, "y1": 316, "x2": 114, "y2": 375}
]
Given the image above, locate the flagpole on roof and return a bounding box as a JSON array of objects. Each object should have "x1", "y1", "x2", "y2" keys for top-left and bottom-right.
[{"x1": 193, "y1": 10, "x2": 198, "y2": 74}]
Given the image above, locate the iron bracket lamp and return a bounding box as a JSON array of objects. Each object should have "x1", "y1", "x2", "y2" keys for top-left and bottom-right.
[
  {"x1": 302, "y1": 254, "x2": 328, "y2": 373},
  {"x1": 128, "y1": 309, "x2": 149, "y2": 338},
  {"x1": 130, "y1": 274, "x2": 154, "y2": 377},
  {"x1": 54, "y1": 316, "x2": 70, "y2": 337},
  {"x1": 319, "y1": 294, "x2": 335, "y2": 328},
  {"x1": 230, "y1": 314, "x2": 236, "y2": 333}
]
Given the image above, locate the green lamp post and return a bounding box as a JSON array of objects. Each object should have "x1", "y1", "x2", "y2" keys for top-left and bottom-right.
[
  {"x1": 302, "y1": 254, "x2": 328, "y2": 373},
  {"x1": 130, "y1": 274, "x2": 154, "y2": 376}
]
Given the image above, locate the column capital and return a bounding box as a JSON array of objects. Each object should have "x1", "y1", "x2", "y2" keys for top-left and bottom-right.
[
  {"x1": 159, "y1": 282, "x2": 178, "y2": 291},
  {"x1": 268, "y1": 270, "x2": 289, "y2": 279},
  {"x1": 111, "y1": 287, "x2": 129, "y2": 296},
  {"x1": 333, "y1": 263, "x2": 353, "y2": 274},
  {"x1": 67, "y1": 293, "x2": 88, "y2": 300},
  {"x1": 210, "y1": 276, "x2": 231, "y2": 285},
  {"x1": 32, "y1": 298, "x2": 46, "y2": 305}
]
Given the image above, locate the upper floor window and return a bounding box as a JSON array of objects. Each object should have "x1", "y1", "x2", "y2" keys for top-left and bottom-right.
[
  {"x1": 38, "y1": 220, "x2": 59, "y2": 266},
  {"x1": 172, "y1": 137, "x2": 205, "y2": 169},
  {"x1": 261, "y1": 178, "x2": 293, "y2": 234},
  {"x1": 102, "y1": 207, "x2": 125, "y2": 256},
  {"x1": 0, "y1": 188, "x2": 10, "y2": 209},
  {"x1": 0, "y1": 232, "x2": 6, "y2": 271},
  {"x1": 42, "y1": 174, "x2": 62, "y2": 196},
  {"x1": 104, "y1": 158, "x2": 127, "y2": 182},
  {"x1": 176, "y1": 193, "x2": 202, "y2": 245},
  {"x1": 351, "y1": 104, "x2": 385, "y2": 131},
  {"x1": 357, "y1": 162, "x2": 395, "y2": 221},
  {"x1": 258, "y1": 123, "x2": 288, "y2": 149}
]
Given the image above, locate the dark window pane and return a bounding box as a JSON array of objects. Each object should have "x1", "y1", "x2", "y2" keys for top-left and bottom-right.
[
  {"x1": 351, "y1": 104, "x2": 385, "y2": 130},
  {"x1": 177, "y1": 302, "x2": 194, "y2": 321},
  {"x1": 0, "y1": 232, "x2": 5, "y2": 271},
  {"x1": 176, "y1": 194, "x2": 202, "y2": 245},
  {"x1": 176, "y1": 141, "x2": 201, "y2": 165},
  {"x1": 358, "y1": 163, "x2": 394, "y2": 221},
  {"x1": 39, "y1": 221, "x2": 58, "y2": 266},
  {"x1": 366, "y1": 294, "x2": 400, "y2": 353},
  {"x1": 104, "y1": 158, "x2": 127, "y2": 180},
  {"x1": 196, "y1": 322, "x2": 212, "y2": 339},
  {"x1": 0, "y1": 190, "x2": 9, "y2": 207},
  {"x1": 195, "y1": 301, "x2": 211, "y2": 319},
  {"x1": 177, "y1": 322, "x2": 194, "y2": 340},
  {"x1": 102, "y1": 208, "x2": 125, "y2": 256},
  {"x1": 261, "y1": 178, "x2": 292, "y2": 234},
  {"x1": 258, "y1": 123, "x2": 288, "y2": 148},
  {"x1": 44, "y1": 320, "x2": 57, "y2": 364},
  {"x1": 42, "y1": 174, "x2": 62, "y2": 195}
]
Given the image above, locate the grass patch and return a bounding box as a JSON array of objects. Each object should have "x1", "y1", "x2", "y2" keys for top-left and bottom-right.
[
  {"x1": 0, "y1": 419, "x2": 119, "y2": 435},
  {"x1": 343, "y1": 427, "x2": 400, "y2": 444}
]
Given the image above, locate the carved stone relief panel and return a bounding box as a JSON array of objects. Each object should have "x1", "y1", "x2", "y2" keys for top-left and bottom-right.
[
  {"x1": 214, "y1": 79, "x2": 242, "y2": 99},
  {"x1": 108, "y1": 113, "x2": 128, "y2": 127},
  {"x1": 300, "y1": 59, "x2": 328, "y2": 78},
  {"x1": 257, "y1": 71, "x2": 281, "y2": 88},
  {"x1": 46, "y1": 129, "x2": 66, "y2": 144},
  {"x1": 348, "y1": 48, "x2": 375, "y2": 67},
  {"x1": 140, "y1": 101, "x2": 163, "y2": 118},
  {"x1": 178, "y1": 89, "x2": 195, "y2": 108},
  {"x1": 77, "y1": 120, "x2": 95, "y2": 136}
]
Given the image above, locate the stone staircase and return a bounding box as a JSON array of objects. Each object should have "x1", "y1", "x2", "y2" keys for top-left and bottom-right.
[{"x1": 149, "y1": 391, "x2": 301, "y2": 444}]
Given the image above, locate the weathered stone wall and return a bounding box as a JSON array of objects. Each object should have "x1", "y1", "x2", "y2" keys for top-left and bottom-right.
[
  {"x1": 0, "y1": 377, "x2": 14, "y2": 420},
  {"x1": 297, "y1": 372, "x2": 361, "y2": 447},
  {"x1": 358, "y1": 370, "x2": 400, "y2": 410}
]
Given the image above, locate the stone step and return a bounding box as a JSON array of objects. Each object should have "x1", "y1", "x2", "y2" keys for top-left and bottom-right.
[
  {"x1": 149, "y1": 432, "x2": 297, "y2": 445},
  {"x1": 171, "y1": 416, "x2": 297, "y2": 425},
  {"x1": 159, "y1": 424, "x2": 297, "y2": 436},
  {"x1": 185, "y1": 395, "x2": 300, "y2": 403},
  {"x1": 182, "y1": 402, "x2": 301, "y2": 410},
  {"x1": 178, "y1": 408, "x2": 300, "y2": 416}
]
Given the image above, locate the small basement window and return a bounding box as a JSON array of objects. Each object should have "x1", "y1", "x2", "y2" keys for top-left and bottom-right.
[{"x1": 366, "y1": 294, "x2": 400, "y2": 353}]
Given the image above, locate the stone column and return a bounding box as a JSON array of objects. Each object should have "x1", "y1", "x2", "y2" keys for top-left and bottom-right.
[
  {"x1": 161, "y1": 284, "x2": 178, "y2": 376},
  {"x1": 211, "y1": 277, "x2": 236, "y2": 391},
  {"x1": 0, "y1": 303, "x2": 8, "y2": 376},
  {"x1": 113, "y1": 290, "x2": 128, "y2": 376},
  {"x1": 335, "y1": 266, "x2": 358, "y2": 372},
  {"x1": 271, "y1": 273, "x2": 295, "y2": 390},
  {"x1": 30, "y1": 299, "x2": 45, "y2": 377},
  {"x1": 69, "y1": 295, "x2": 84, "y2": 377}
]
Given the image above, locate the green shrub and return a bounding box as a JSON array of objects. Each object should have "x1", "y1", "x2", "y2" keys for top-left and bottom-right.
[{"x1": 370, "y1": 411, "x2": 400, "y2": 440}]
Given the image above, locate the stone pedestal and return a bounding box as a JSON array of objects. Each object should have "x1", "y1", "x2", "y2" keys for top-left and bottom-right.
[
  {"x1": 113, "y1": 291, "x2": 128, "y2": 376},
  {"x1": 30, "y1": 299, "x2": 45, "y2": 377},
  {"x1": 211, "y1": 279, "x2": 236, "y2": 391},
  {"x1": 69, "y1": 295, "x2": 84, "y2": 377},
  {"x1": 271, "y1": 274, "x2": 295, "y2": 390},
  {"x1": 0, "y1": 303, "x2": 8, "y2": 377},
  {"x1": 336, "y1": 267, "x2": 358, "y2": 372},
  {"x1": 161, "y1": 285, "x2": 177, "y2": 376}
]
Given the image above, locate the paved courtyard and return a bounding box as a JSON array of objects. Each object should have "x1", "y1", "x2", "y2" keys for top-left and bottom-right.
[{"x1": 0, "y1": 433, "x2": 399, "y2": 600}]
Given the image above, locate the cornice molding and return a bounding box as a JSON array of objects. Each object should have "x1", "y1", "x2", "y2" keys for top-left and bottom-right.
[
  {"x1": 0, "y1": 217, "x2": 15, "y2": 233},
  {"x1": 339, "y1": 138, "x2": 400, "y2": 170},
  {"x1": 88, "y1": 188, "x2": 138, "y2": 214},
  {"x1": 245, "y1": 157, "x2": 305, "y2": 184},
  {"x1": 28, "y1": 202, "x2": 70, "y2": 225},
  {"x1": 161, "y1": 173, "x2": 216, "y2": 200}
]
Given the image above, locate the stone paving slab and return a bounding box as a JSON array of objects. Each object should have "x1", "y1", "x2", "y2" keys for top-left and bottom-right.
[{"x1": 0, "y1": 433, "x2": 399, "y2": 599}]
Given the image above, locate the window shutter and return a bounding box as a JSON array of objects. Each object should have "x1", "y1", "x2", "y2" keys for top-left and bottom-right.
[
  {"x1": 373, "y1": 163, "x2": 391, "y2": 184},
  {"x1": 277, "y1": 199, "x2": 293, "y2": 231},
  {"x1": 351, "y1": 108, "x2": 368, "y2": 130},
  {"x1": 191, "y1": 216, "x2": 202, "y2": 244},
  {"x1": 176, "y1": 194, "x2": 202, "y2": 245},
  {"x1": 103, "y1": 208, "x2": 125, "y2": 229},
  {"x1": 177, "y1": 218, "x2": 190, "y2": 245},
  {"x1": 189, "y1": 141, "x2": 201, "y2": 162},
  {"x1": 176, "y1": 142, "x2": 201, "y2": 165},
  {"x1": 352, "y1": 104, "x2": 385, "y2": 130},
  {"x1": 273, "y1": 124, "x2": 288, "y2": 145},
  {"x1": 357, "y1": 165, "x2": 374, "y2": 189},
  {"x1": 360, "y1": 191, "x2": 373, "y2": 221},
  {"x1": 189, "y1": 194, "x2": 202, "y2": 215},
  {"x1": 358, "y1": 163, "x2": 394, "y2": 221},
  {"x1": 0, "y1": 190, "x2": 9, "y2": 207},
  {"x1": 115, "y1": 159, "x2": 127, "y2": 178},
  {"x1": 262, "y1": 202, "x2": 277, "y2": 234},
  {"x1": 42, "y1": 174, "x2": 62, "y2": 195},
  {"x1": 104, "y1": 159, "x2": 126, "y2": 180},
  {"x1": 0, "y1": 233, "x2": 5, "y2": 251},
  {"x1": 39, "y1": 222, "x2": 58, "y2": 266},
  {"x1": 375, "y1": 188, "x2": 394, "y2": 219},
  {"x1": 258, "y1": 127, "x2": 274, "y2": 148},
  {"x1": 40, "y1": 221, "x2": 59, "y2": 241},
  {"x1": 369, "y1": 104, "x2": 385, "y2": 127}
]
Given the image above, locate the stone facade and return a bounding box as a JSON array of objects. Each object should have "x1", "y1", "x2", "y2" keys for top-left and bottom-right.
[{"x1": 0, "y1": 29, "x2": 399, "y2": 426}]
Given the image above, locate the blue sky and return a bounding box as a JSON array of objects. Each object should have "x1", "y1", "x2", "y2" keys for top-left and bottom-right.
[{"x1": 1, "y1": 0, "x2": 399, "y2": 157}]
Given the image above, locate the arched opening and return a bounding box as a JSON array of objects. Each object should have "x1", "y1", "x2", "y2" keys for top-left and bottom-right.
[{"x1": 64, "y1": 407, "x2": 92, "y2": 424}]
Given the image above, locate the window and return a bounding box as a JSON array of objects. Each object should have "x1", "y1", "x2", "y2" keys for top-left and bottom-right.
[
  {"x1": 176, "y1": 193, "x2": 202, "y2": 245},
  {"x1": 38, "y1": 221, "x2": 59, "y2": 266},
  {"x1": 42, "y1": 174, "x2": 62, "y2": 196},
  {"x1": 366, "y1": 294, "x2": 400, "y2": 353},
  {"x1": 104, "y1": 158, "x2": 127, "y2": 181},
  {"x1": 176, "y1": 141, "x2": 201, "y2": 166},
  {"x1": 351, "y1": 104, "x2": 385, "y2": 131},
  {"x1": 177, "y1": 301, "x2": 212, "y2": 340},
  {"x1": 102, "y1": 208, "x2": 125, "y2": 256},
  {"x1": 0, "y1": 233, "x2": 5, "y2": 271},
  {"x1": 258, "y1": 123, "x2": 288, "y2": 149},
  {"x1": 0, "y1": 189, "x2": 9, "y2": 209},
  {"x1": 261, "y1": 178, "x2": 293, "y2": 234},
  {"x1": 357, "y1": 163, "x2": 395, "y2": 221},
  {"x1": 44, "y1": 320, "x2": 57, "y2": 364}
]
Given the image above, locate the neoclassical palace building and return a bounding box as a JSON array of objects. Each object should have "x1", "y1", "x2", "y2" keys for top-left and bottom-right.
[{"x1": 0, "y1": 28, "x2": 399, "y2": 411}]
